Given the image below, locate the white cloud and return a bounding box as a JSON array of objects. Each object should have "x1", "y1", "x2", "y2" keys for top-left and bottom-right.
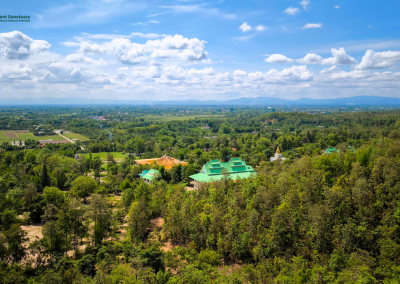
[
  {"x1": 79, "y1": 41, "x2": 108, "y2": 54},
  {"x1": 297, "y1": 53, "x2": 323, "y2": 64},
  {"x1": 255, "y1": 25, "x2": 266, "y2": 31},
  {"x1": 284, "y1": 7, "x2": 300, "y2": 15},
  {"x1": 146, "y1": 35, "x2": 208, "y2": 61},
  {"x1": 303, "y1": 23, "x2": 322, "y2": 29},
  {"x1": 223, "y1": 14, "x2": 237, "y2": 19},
  {"x1": 131, "y1": 32, "x2": 168, "y2": 38},
  {"x1": 132, "y1": 22, "x2": 147, "y2": 26},
  {"x1": 239, "y1": 23, "x2": 252, "y2": 32},
  {"x1": 265, "y1": 54, "x2": 294, "y2": 63},
  {"x1": 322, "y1": 48, "x2": 358, "y2": 65},
  {"x1": 149, "y1": 20, "x2": 160, "y2": 24},
  {"x1": 300, "y1": 0, "x2": 310, "y2": 9},
  {"x1": 112, "y1": 38, "x2": 147, "y2": 65},
  {"x1": 65, "y1": 53, "x2": 107, "y2": 66},
  {"x1": 234, "y1": 70, "x2": 247, "y2": 76},
  {"x1": 320, "y1": 66, "x2": 341, "y2": 74},
  {"x1": 249, "y1": 65, "x2": 313, "y2": 83},
  {"x1": 355, "y1": 50, "x2": 400, "y2": 70},
  {"x1": 0, "y1": 31, "x2": 51, "y2": 60},
  {"x1": 62, "y1": 42, "x2": 81, "y2": 47},
  {"x1": 3, "y1": 30, "x2": 400, "y2": 101},
  {"x1": 334, "y1": 6, "x2": 340, "y2": 9}
]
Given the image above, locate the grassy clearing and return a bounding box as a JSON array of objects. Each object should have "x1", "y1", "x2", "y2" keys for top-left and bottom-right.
[
  {"x1": 85, "y1": 152, "x2": 129, "y2": 161},
  {"x1": 0, "y1": 131, "x2": 67, "y2": 143},
  {"x1": 62, "y1": 131, "x2": 89, "y2": 141}
]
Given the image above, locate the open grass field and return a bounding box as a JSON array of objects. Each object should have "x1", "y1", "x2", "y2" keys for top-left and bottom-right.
[
  {"x1": 0, "y1": 130, "x2": 67, "y2": 144},
  {"x1": 62, "y1": 131, "x2": 89, "y2": 141},
  {"x1": 85, "y1": 152, "x2": 130, "y2": 161}
]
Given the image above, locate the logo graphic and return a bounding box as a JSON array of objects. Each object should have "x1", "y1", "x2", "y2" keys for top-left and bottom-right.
[{"x1": 0, "y1": 15, "x2": 31, "y2": 22}]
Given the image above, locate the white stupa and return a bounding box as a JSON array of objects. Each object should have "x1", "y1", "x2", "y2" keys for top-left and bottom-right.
[{"x1": 270, "y1": 145, "x2": 286, "y2": 162}]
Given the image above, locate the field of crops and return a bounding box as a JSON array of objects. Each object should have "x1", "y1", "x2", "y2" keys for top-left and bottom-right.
[{"x1": 0, "y1": 130, "x2": 67, "y2": 144}]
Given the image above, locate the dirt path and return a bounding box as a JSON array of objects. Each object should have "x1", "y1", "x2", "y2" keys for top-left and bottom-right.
[{"x1": 58, "y1": 133, "x2": 85, "y2": 150}]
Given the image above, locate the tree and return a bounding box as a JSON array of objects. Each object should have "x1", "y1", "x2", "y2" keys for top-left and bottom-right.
[
  {"x1": 42, "y1": 204, "x2": 61, "y2": 255},
  {"x1": 5, "y1": 224, "x2": 27, "y2": 263},
  {"x1": 135, "y1": 138, "x2": 146, "y2": 158},
  {"x1": 54, "y1": 168, "x2": 67, "y2": 191},
  {"x1": 91, "y1": 157, "x2": 102, "y2": 181},
  {"x1": 43, "y1": 186, "x2": 66, "y2": 208},
  {"x1": 128, "y1": 197, "x2": 151, "y2": 241},
  {"x1": 41, "y1": 164, "x2": 51, "y2": 189},
  {"x1": 23, "y1": 184, "x2": 38, "y2": 208},
  {"x1": 88, "y1": 194, "x2": 112, "y2": 246},
  {"x1": 1, "y1": 208, "x2": 18, "y2": 231},
  {"x1": 71, "y1": 176, "x2": 97, "y2": 202}
]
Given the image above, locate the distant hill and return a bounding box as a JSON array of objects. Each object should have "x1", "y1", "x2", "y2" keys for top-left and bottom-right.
[{"x1": 1, "y1": 96, "x2": 400, "y2": 106}]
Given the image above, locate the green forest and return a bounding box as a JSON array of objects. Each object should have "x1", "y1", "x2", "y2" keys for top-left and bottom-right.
[{"x1": 2, "y1": 106, "x2": 400, "y2": 283}]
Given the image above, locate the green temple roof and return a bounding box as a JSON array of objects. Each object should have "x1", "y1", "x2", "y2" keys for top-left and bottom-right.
[
  {"x1": 190, "y1": 158, "x2": 257, "y2": 183},
  {"x1": 140, "y1": 169, "x2": 160, "y2": 181}
]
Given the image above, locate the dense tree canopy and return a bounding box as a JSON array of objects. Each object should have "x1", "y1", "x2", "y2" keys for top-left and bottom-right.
[{"x1": 1, "y1": 106, "x2": 400, "y2": 283}]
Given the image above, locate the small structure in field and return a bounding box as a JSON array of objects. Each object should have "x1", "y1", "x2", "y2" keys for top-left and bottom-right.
[{"x1": 12, "y1": 140, "x2": 25, "y2": 147}]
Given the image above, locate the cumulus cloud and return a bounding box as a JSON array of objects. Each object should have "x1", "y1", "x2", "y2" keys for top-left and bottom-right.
[
  {"x1": 234, "y1": 70, "x2": 247, "y2": 76},
  {"x1": 355, "y1": 50, "x2": 400, "y2": 70},
  {"x1": 265, "y1": 54, "x2": 294, "y2": 63},
  {"x1": 300, "y1": 0, "x2": 310, "y2": 9},
  {"x1": 284, "y1": 7, "x2": 300, "y2": 15},
  {"x1": 79, "y1": 41, "x2": 108, "y2": 54},
  {"x1": 320, "y1": 66, "x2": 341, "y2": 74},
  {"x1": 239, "y1": 23, "x2": 252, "y2": 32},
  {"x1": 322, "y1": 48, "x2": 358, "y2": 65},
  {"x1": 297, "y1": 53, "x2": 323, "y2": 64},
  {"x1": 0, "y1": 31, "x2": 51, "y2": 59},
  {"x1": 255, "y1": 25, "x2": 266, "y2": 31},
  {"x1": 2, "y1": 30, "x2": 400, "y2": 101},
  {"x1": 146, "y1": 35, "x2": 208, "y2": 61},
  {"x1": 334, "y1": 6, "x2": 340, "y2": 9},
  {"x1": 303, "y1": 23, "x2": 322, "y2": 29},
  {"x1": 249, "y1": 65, "x2": 313, "y2": 83},
  {"x1": 112, "y1": 38, "x2": 147, "y2": 65},
  {"x1": 65, "y1": 53, "x2": 107, "y2": 65}
]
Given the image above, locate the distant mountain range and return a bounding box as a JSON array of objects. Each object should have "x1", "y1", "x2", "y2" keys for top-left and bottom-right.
[{"x1": 1, "y1": 96, "x2": 400, "y2": 106}]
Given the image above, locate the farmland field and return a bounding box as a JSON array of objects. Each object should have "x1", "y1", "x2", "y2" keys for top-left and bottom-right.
[
  {"x1": 62, "y1": 131, "x2": 89, "y2": 141},
  {"x1": 0, "y1": 130, "x2": 68, "y2": 143}
]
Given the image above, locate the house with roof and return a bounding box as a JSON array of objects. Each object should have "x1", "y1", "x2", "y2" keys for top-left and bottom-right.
[
  {"x1": 139, "y1": 169, "x2": 161, "y2": 183},
  {"x1": 189, "y1": 158, "x2": 257, "y2": 190}
]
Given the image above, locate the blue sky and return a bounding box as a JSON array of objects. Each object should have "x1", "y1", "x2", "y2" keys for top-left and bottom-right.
[{"x1": 1, "y1": 0, "x2": 400, "y2": 101}]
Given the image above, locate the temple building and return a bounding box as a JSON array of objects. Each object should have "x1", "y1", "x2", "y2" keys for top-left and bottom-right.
[
  {"x1": 189, "y1": 158, "x2": 257, "y2": 190},
  {"x1": 270, "y1": 145, "x2": 286, "y2": 162},
  {"x1": 139, "y1": 169, "x2": 161, "y2": 183},
  {"x1": 135, "y1": 154, "x2": 188, "y2": 170}
]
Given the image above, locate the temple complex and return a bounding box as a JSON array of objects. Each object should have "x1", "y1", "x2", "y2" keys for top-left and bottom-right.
[{"x1": 190, "y1": 158, "x2": 257, "y2": 190}]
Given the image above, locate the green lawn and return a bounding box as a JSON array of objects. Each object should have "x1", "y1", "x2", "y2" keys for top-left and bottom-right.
[
  {"x1": 85, "y1": 152, "x2": 130, "y2": 161},
  {"x1": 62, "y1": 131, "x2": 89, "y2": 141},
  {"x1": 0, "y1": 131, "x2": 67, "y2": 143}
]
